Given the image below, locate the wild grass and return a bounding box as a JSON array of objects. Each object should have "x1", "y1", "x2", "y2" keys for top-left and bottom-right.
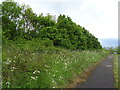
[
  {"x1": 0, "y1": 25, "x2": 2, "y2": 88},
  {"x1": 2, "y1": 40, "x2": 109, "y2": 88},
  {"x1": 113, "y1": 54, "x2": 119, "y2": 88}
]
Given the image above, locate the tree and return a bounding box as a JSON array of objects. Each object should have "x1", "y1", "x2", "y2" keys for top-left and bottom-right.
[
  {"x1": 1, "y1": 1, "x2": 102, "y2": 50},
  {"x1": 2, "y1": 1, "x2": 22, "y2": 40},
  {"x1": 115, "y1": 46, "x2": 120, "y2": 54}
]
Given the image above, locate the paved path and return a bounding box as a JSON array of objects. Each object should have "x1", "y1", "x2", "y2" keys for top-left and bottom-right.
[{"x1": 76, "y1": 55, "x2": 115, "y2": 88}]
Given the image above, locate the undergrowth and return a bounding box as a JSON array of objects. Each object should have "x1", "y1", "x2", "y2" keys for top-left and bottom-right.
[{"x1": 2, "y1": 39, "x2": 109, "y2": 88}]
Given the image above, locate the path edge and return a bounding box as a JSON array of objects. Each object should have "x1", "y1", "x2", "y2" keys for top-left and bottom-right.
[{"x1": 65, "y1": 55, "x2": 110, "y2": 88}]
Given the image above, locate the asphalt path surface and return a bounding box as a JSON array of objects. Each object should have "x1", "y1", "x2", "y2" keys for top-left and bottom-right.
[{"x1": 76, "y1": 55, "x2": 115, "y2": 88}]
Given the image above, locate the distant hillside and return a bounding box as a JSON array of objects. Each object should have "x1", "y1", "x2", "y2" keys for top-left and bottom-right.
[{"x1": 98, "y1": 38, "x2": 118, "y2": 48}]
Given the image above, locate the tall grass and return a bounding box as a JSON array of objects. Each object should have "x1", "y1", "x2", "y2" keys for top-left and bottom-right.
[
  {"x1": 0, "y1": 47, "x2": 1, "y2": 88},
  {"x1": 2, "y1": 40, "x2": 109, "y2": 88},
  {"x1": 113, "y1": 54, "x2": 118, "y2": 88}
]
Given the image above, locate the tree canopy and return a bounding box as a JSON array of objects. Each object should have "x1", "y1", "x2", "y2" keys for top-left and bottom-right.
[{"x1": 1, "y1": 1, "x2": 102, "y2": 50}]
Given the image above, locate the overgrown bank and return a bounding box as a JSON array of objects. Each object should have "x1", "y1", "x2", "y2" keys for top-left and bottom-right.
[{"x1": 2, "y1": 40, "x2": 109, "y2": 88}]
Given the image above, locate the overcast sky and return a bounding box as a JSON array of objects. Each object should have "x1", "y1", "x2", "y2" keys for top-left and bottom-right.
[{"x1": 1, "y1": 0, "x2": 119, "y2": 39}]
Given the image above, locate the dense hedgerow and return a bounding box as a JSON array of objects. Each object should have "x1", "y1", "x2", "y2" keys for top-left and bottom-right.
[{"x1": 1, "y1": 1, "x2": 102, "y2": 50}]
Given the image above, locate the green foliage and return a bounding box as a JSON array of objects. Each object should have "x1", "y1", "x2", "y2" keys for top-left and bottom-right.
[
  {"x1": 113, "y1": 54, "x2": 119, "y2": 88},
  {"x1": 1, "y1": 1, "x2": 102, "y2": 50},
  {"x1": 13, "y1": 38, "x2": 54, "y2": 52},
  {"x1": 2, "y1": 1, "x2": 104, "y2": 88},
  {"x1": 116, "y1": 46, "x2": 120, "y2": 54},
  {"x1": 107, "y1": 47, "x2": 119, "y2": 54},
  {"x1": 2, "y1": 42, "x2": 108, "y2": 88},
  {"x1": 2, "y1": 2, "x2": 22, "y2": 40}
]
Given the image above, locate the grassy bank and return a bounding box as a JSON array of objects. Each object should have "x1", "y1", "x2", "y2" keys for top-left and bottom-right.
[
  {"x1": 2, "y1": 40, "x2": 109, "y2": 88},
  {"x1": 113, "y1": 54, "x2": 119, "y2": 88}
]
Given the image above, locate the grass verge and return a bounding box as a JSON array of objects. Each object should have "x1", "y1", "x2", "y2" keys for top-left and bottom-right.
[
  {"x1": 66, "y1": 55, "x2": 108, "y2": 88},
  {"x1": 2, "y1": 41, "x2": 109, "y2": 88},
  {"x1": 113, "y1": 54, "x2": 118, "y2": 88}
]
